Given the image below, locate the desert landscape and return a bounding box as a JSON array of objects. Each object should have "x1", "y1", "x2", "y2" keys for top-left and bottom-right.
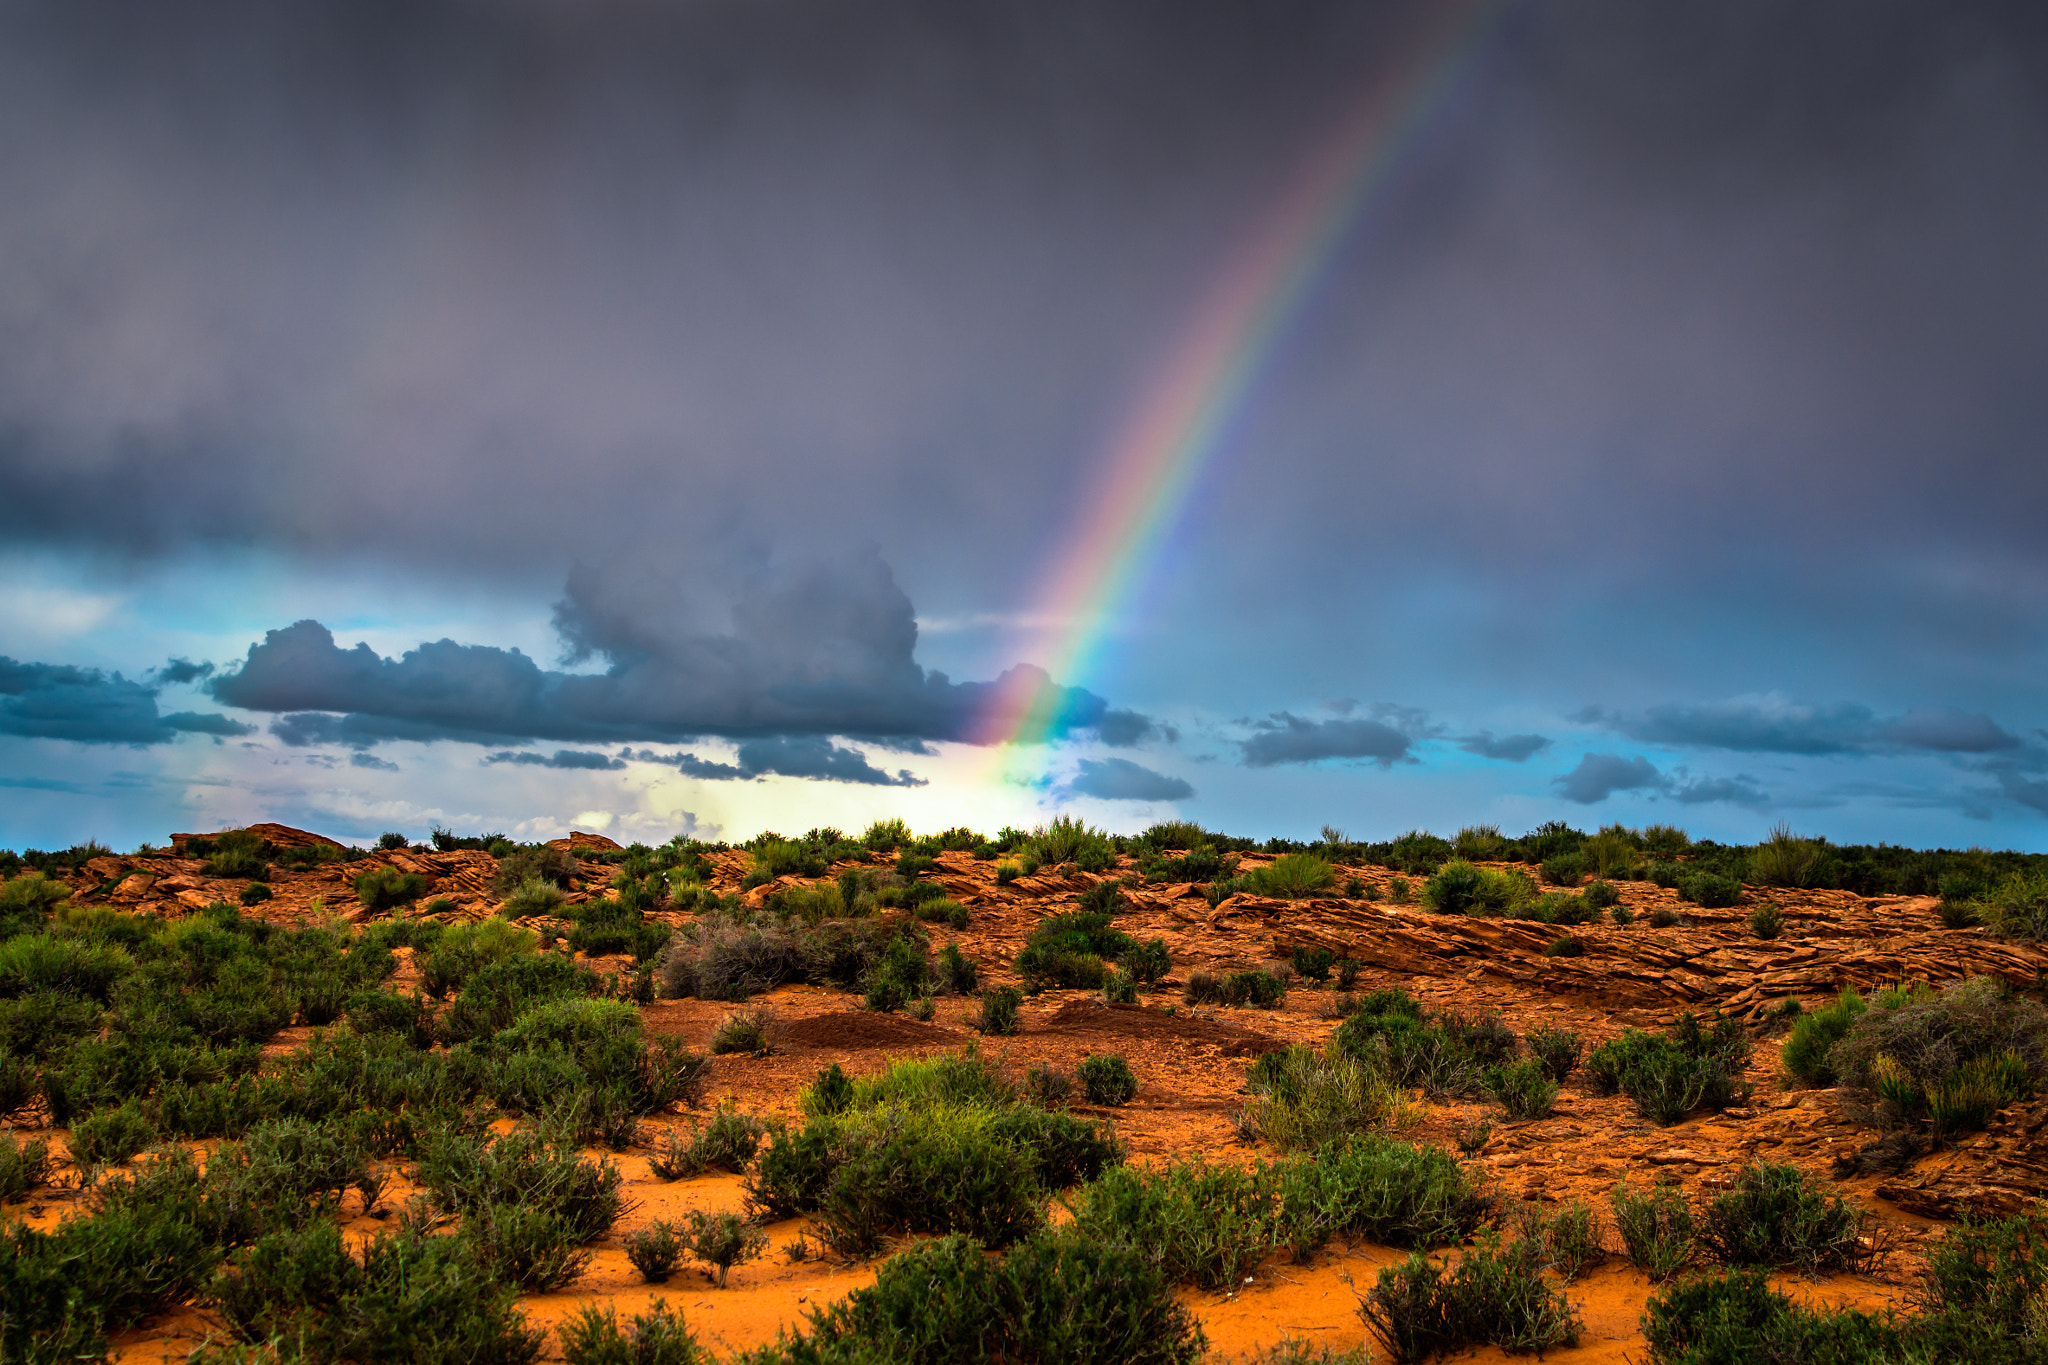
[{"x1": 6, "y1": 816, "x2": 2048, "y2": 1364}]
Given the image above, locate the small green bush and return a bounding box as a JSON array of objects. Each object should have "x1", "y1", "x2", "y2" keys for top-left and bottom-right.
[
  {"x1": 1683, "y1": 873, "x2": 1743, "y2": 909},
  {"x1": 682, "y1": 1210, "x2": 768, "y2": 1287},
  {"x1": 1423, "y1": 859, "x2": 1484, "y2": 913},
  {"x1": 559, "y1": 1299, "x2": 702, "y2": 1365},
  {"x1": 1102, "y1": 970, "x2": 1137, "y2": 1005},
  {"x1": 502, "y1": 877, "x2": 568, "y2": 918},
  {"x1": 70, "y1": 1101, "x2": 160, "y2": 1166},
  {"x1": 1120, "y1": 938, "x2": 1171, "y2": 985},
  {"x1": 0, "y1": 1133, "x2": 52, "y2": 1201},
  {"x1": 355, "y1": 867, "x2": 429, "y2": 911},
  {"x1": 1830, "y1": 977, "x2": 2048, "y2": 1132},
  {"x1": 1221, "y1": 969, "x2": 1286, "y2": 1009},
  {"x1": 1541, "y1": 853, "x2": 1587, "y2": 887},
  {"x1": 1543, "y1": 934, "x2": 1585, "y2": 957},
  {"x1": 1695, "y1": 1161, "x2": 1870, "y2": 1274},
  {"x1": 238, "y1": 881, "x2": 272, "y2": 906},
  {"x1": 1486, "y1": 1061, "x2": 1558, "y2": 1120},
  {"x1": 1612, "y1": 1181, "x2": 1693, "y2": 1280},
  {"x1": 1078, "y1": 1054, "x2": 1138, "y2": 1106},
  {"x1": 1748, "y1": 901, "x2": 1786, "y2": 939},
  {"x1": 1582, "y1": 879, "x2": 1621, "y2": 910},
  {"x1": 1358, "y1": 1232, "x2": 1582, "y2": 1363},
  {"x1": 649, "y1": 1103, "x2": 765, "y2": 1179},
  {"x1": 1781, "y1": 988, "x2": 1866, "y2": 1086},
  {"x1": 1240, "y1": 1046, "x2": 1407, "y2": 1151},
  {"x1": 1527, "y1": 1027, "x2": 1584, "y2": 1082},
  {"x1": 973, "y1": 986, "x2": 1022, "y2": 1036},
  {"x1": 711, "y1": 1008, "x2": 777, "y2": 1056},
  {"x1": 995, "y1": 864, "x2": 1022, "y2": 885},
  {"x1": 624, "y1": 1221, "x2": 686, "y2": 1283},
  {"x1": 1586, "y1": 1014, "x2": 1752, "y2": 1125},
  {"x1": 934, "y1": 943, "x2": 978, "y2": 994},
  {"x1": 203, "y1": 830, "x2": 270, "y2": 879},
  {"x1": 1244, "y1": 854, "x2": 1336, "y2": 900},
  {"x1": 1752, "y1": 825, "x2": 1827, "y2": 888}
]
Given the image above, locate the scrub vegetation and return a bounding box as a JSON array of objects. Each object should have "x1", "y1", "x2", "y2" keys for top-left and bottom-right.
[{"x1": 7, "y1": 814, "x2": 2048, "y2": 1365}]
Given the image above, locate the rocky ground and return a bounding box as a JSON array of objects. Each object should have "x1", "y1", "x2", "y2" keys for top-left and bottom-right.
[{"x1": 25, "y1": 827, "x2": 2048, "y2": 1362}]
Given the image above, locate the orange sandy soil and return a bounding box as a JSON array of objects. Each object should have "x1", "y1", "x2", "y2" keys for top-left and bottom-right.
[{"x1": 18, "y1": 827, "x2": 2048, "y2": 1362}]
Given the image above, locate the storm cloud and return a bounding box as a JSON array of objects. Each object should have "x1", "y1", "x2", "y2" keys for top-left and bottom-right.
[
  {"x1": 1553, "y1": 753, "x2": 1770, "y2": 809},
  {"x1": 631, "y1": 737, "x2": 927, "y2": 788},
  {"x1": 212, "y1": 554, "x2": 1148, "y2": 751},
  {"x1": 1065, "y1": 757, "x2": 1195, "y2": 803},
  {"x1": 1457, "y1": 732, "x2": 1553, "y2": 763},
  {"x1": 1, "y1": 657, "x2": 253, "y2": 746},
  {"x1": 485, "y1": 750, "x2": 626, "y2": 771},
  {"x1": 1240, "y1": 711, "x2": 1422, "y2": 769},
  {"x1": 1597, "y1": 697, "x2": 2022, "y2": 757}
]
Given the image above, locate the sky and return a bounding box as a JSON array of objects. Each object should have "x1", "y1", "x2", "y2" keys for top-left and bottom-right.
[{"x1": 3, "y1": 0, "x2": 2047, "y2": 852}]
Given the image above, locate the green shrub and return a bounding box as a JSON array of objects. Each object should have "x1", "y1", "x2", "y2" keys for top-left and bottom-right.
[
  {"x1": 1015, "y1": 912, "x2": 1133, "y2": 990},
  {"x1": 995, "y1": 864, "x2": 1022, "y2": 886},
  {"x1": 1486, "y1": 1061, "x2": 1558, "y2": 1120},
  {"x1": 70, "y1": 1101, "x2": 160, "y2": 1166},
  {"x1": 861, "y1": 818, "x2": 911, "y2": 852},
  {"x1": 0, "y1": 871, "x2": 72, "y2": 918},
  {"x1": 1244, "y1": 854, "x2": 1336, "y2": 899},
  {"x1": 1541, "y1": 853, "x2": 1587, "y2": 886},
  {"x1": 1240, "y1": 1047, "x2": 1407, "y2": 1152},
  {"x1": 209, "y1": 1219, "x2": 544, "y2": 1364},
  {"x1": 1516, "y1": 1196, "x2": 1604, "y2": 1281},
  {"x1": 1752, "y1": 825, "x2": 1827, "y2": 888},
  {"x1": 1830, "y1": 977, "x2": 2048, "y2": 1132},
  {"x1": 1612, "y1": 1181, "x2": 1694, "y2": 1280},
  {"x1": 973, "y1": 986, "x2": 1023, "y2": 1036},
  {"x1": 0, "y1": 932, "x2": 132, "y2": 1001},
  {"x1": 682, "y1": 1210, "x2": 768, "y2": 1287},
  {"x1": 0, "y1": 1133, "x2": 52, "y2": 1201},
  {"x1": 1781, "y1": 989, "x2": 1866, "y2": 1086},
  {"x1": 1423, "y1": 859, "x2": 1483, "y2": 913},
  {"x1": 1683, "y1": 873, "x2": 1743, "y2": 909},
  {"x1": 1025, "y1": 1063, "x2": 1075, "y2": 1108},
  {"x1": 849, "y1": 1047, "x2": 1017, "y2": 1111},
  {"x1": 1221, "y1": 969, "x2": 1286, "y2": 1009},
  {"x1": 204, "y1": 830, "x2": 270, "y2": 879},
  {"x1": 1078, "y1": 1054, "x2": 1137, "y2": 1106},
  {"x1": 1610, "y1": 903, "x2": 1635, "y2": 925},
  {"x1": 239, "y1": 881, "x2": 272, "y2": 906},
  {"x1": 415, "y1": 1128, "x2": 624, "y2": 1245},
  {"x1": 1102, "y1": 970, "x2": 1137, "y2": 1005},
  {"x1": 804, "y1": 1063, "x2": 855, "y2": 1117},
  {"x1": 1748, "y1": 901, "x2": 1785, "y2": 939},
  {"x1": 1120, "y1": 938, "x2": 1171, "y2": 985},
  {"x1": 1543, "y1": 934, "x2": 1585, "y2": 957},
  {"x1": 1027, "y1": 816, "x2": 1117, "y2": 871},
  {"x1": 1527, "y1": 1027, "x2": 1584, "y2": 1082},
  {"x1": 1063, "y1": 1159, "x2": 1276, "y2": 1290},
  {"x1": 1290, "y1": 945, "x2": 1336, "y2": 981},
  {"x1": 649, "y1": 1103, "x2": 765, "y2": 1178},
  {"x1": 1357, "y1": 1232, "x2": 1582, "y2": 1364},
  {"x1": 1585, "y1": 1014, "x2": 1752, "y2": 1125},
  {"x1": 1583, "y1": 879, "x2": 1621, "y2": 910},
  {"x1": 711, "y1": 1008, "x2": 777, "y2": 1056},
  {"x1": 463, "y1": 1201, "x2": 593, "y2": 1290},
  {"x1": 1387, "y1": 876, "x2": 1411, "y2": 903},
  {"x1": 502, "y1": 877, "x2": 568, "y2": 918},
  {"x1": 934, "y1": 943, "x2": 978, "y2": 994},
  {"x1": 1695, "y1": 1161, "x2": 1869, "y2": 1274},
  {"x1": 749, "y1": 1229, "x2": 1204, "y2": 1365},
  {"x1": 559, "y1": 1299, "x2": 702, "y2": 1365},
  {"x1": 355, "y1": 867, "x2": 429, "y2": 911}
]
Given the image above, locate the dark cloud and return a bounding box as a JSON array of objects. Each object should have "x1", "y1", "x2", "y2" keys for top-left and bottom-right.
[
  {"x1": 631, "y1": 736, "x2": 926, "y2": 787},
  {"x1": 1600, "y1": 697, "x2": 2021, "y2": 757},
  {"x1": 1554, "y1": 752, "x2": 1770, "y2": 808},
  {"x1": 0, "y1": 775, "x2": 86, "y2": 793},
  {"x1": 1240, "y1": 710, "x2": 1419, "y2": 768},
  {"x1": 1554, "y1": 753, "x2": 1665, "y2": 805},
  {"x1": 0, "y1": 656, "x2": 255, "y2": 745},
  {"x1": 157, "y1": 658, "x2": 215, "y2": 684},
  {"x1": 349, "y1": 752, "x2": 399, "y2": 772},
  {"x1": 1457, "y1": 731, "x2": 1551, "y2": 763},
  {"x1": 212, "y1": 554, "x2": 1146, "y2": 752},
  {"x1": 484, "y1": 750, "x2": 622, "y2": 771},
  {"x1": 1065, "y1": 757, "x2": 1194, "y2": 802}
]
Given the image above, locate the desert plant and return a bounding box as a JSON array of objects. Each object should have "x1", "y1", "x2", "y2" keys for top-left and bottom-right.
[
  {"x1": 203, "y1": 830, "x2": 271, "y2": 879},
  {"x1": 710, "y1": 1008, "x2": 778, "y2": 1056},
  {"x1": 972, "y1": 986, "x2": 1023, "y2": 1036},
  {"x1": 70, "y1": 1101, "x2": 160, "y2": 1166},
  {"x1": 1102, "y1": 970, "x2": 1138, "y2": 1005},
  {"x1": 1541, "y1": 853, "x2": 1587, "y2": 887},
  {"x1": 933, "y1": 943, "x2": 978, "y2": 994},
  {"x1": 1120, "y1": 938, "x2": 1172, "y2": 985},
  {"x1": 0, "y1": 1133, "x2": 52, "y2": 1201},
  {"x1": 1527, "y1": 1027, "x2": 1584, "y2": 1082},
  {"x1": 1244, "y1": 853, "x2": 1337, "y2": 900},
  {"x1": 1025, "y1": 1063, "x2": 1075, "y2": 1108},
  {"x1": 1695, "y1": 1161, "x2": 1871, "y2": 1274},
  {"x1": 1682, "y1": 873, "x2": 1743, "y2": 909},
  {"x1": 1240, "y1": 1046, "x2": 1408, "y2": 1151},
  {"x1": 1586, "y1": 1014, "x2": 1752, "y2": 1125},
  {"x1": 1078, "y1": 1054, "x2": 1138, "y2": 1106},
  {"x1": 1387, "y1": 876, "x2": 1412, "y2": 903},
  {"x1": 355, "y1": 867, "x2": 429, "y2": 911},
  {"x1": 1828, "y1": 977, "x2": 2047, "y2": 1133},
  {"x1": 558, "y1": 1299, "x2": 702, "y2": 1365},
  {"x1": 1543, "y1": 934, "x2": 1585, "y2": 957},
  {"x1": 1609, "y1": 903, "x2": 1635, "y2": 926},
  {"x1": 1648, "y1": 906, "x2": 1683, "y2": 927},
  {"x1": 502, "y1": 876, "x2": 568, "y2": 918},
  {"x1": 1612, "y1": 1180, "x2": 1694, "y2": 1280},
  {"x1": 649, "y1": 1103, "x2": 765, "y2": 1179},
  {"x1": 1516, "y1": 1197, "x2": 1604, "y2": 1281},
  {"x1": 1752, "y1": 824, "x2": 1827, "y2": 888},
  {"x1": 682, "y1": 1210, "x2": 768, "y2": 1287},
  {"x1": 1423, "y1": 859, "x2": 1484, "y2": 914},
  {"x1": 1290, "y1": 945, "x2": 1336, "y2": 981},
  {"x1": 1486, "y1": 1060, "x2": 1558, "y2": 1120},
  {"x1": 1748, "y1": 900, "x2": 1786, "y2": 940},
  {"x1": 1582, "y1": 879, "x2": 1621, "y2": 911},
  {"x1": 1357, "y1": 1232, "x2": 1582, "y2": 1364}
]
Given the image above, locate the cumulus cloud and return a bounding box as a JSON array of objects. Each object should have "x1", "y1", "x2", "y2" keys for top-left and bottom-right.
[
  {"x1": 1596, "y1": 695, "x2": 2019, "y2": 757},
  {"x1": 1667, "y1": 774, "x2": 1771, "y2": 809},
  {"x1": 484, "y1": 750, "x2": 625, "y2": 771},
  {"x1": 1456, "y1": 731, "x2": 1551, "y2": 763},
  {"x1": 1, "y1": 656, "x2": 254, "y2": 745},
  {"x1": 157, "y1": 658, "x2": 215, "y2": 684},
  {"x1": 349, "y1": 752, "x2": 400, "y2": 772},
  {"x1": 211, "y1": 553, "x2": 1150, "y2": 754},
  {"x1": 631, "y1": 735, "x2": 926, "y2": 787},
  {"x1": 1240, "y1": 708, "x2": 1425, "y2": 768},
  {"x1": 1064, "y1": 757, "x2": 1194, "y2": 802}
]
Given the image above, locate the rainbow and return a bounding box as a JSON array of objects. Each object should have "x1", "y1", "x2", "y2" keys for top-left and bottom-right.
[{"x1": 976, "y1": 0, "x2": 1513, "y2": 775}]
